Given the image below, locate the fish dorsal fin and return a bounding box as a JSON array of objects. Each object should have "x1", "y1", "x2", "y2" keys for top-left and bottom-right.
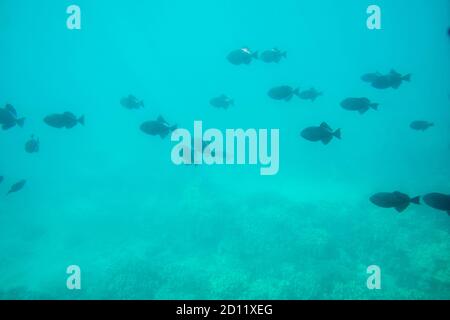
[
  {"x1": 157, "y1": 115, "x2": 167, "y2": 124},
  {"x1": 320, "y1": 122, "x2": 332, "y2": 131},
  {"x1": 395, "y1": 202, "x2": 409, "y2": 213},
  {"x1": 390, "y1": 69, "x2": 399, "y2": 76},
  {"x1": 5, "y1": 104, "x2": 17, "y2": 116}
]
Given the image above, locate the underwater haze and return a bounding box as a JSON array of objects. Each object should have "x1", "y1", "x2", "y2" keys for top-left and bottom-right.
[{"x1": 0, "y1": 0, "x2": 449, "y2": 299}]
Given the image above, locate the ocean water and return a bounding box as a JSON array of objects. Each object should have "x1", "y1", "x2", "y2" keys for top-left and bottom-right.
[{"x1": 0, "y1": 0, "x2": 449, "y2": 300}]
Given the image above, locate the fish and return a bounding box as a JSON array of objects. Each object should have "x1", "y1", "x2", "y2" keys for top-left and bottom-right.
[
  {"x1": 120, "y1": 95, "x2": 144, "y2": 109},
  {"x1": 210, "y1": 95, "x2": 234, "y2": 109},
  {"x1": 371, "y1": 70, "x2": 411, "y2": 89},
  {"x1": 340, "y1": 97, "x2": 379, "y2": 114},
  {"x1": 361, "y1": 72, "x2": 382, "y2": 83},
  {"x1": 301, "y1": 122, "x2": 341, "y2": 145},
  {"x1": 410, "y1": 121, "x2": 434, "y2": 131},
  {"x1": 140, "y1": 115, "x2": 177, "y2": 139},
  {"x1": 423, "y1": 193, "x2": 450, "y2": 215},
  {"x1": 179, "y1": 138, "x2": 213, "y2": 165},
  {"x1": 0, "y1": 104, "x2": 25, "y2": 130},
  {"x1": 299, "y1": 88, "x2": 322, "y2": 102},
  {"x1": 370, "y1": 192, "x2": 420, "y2": 213},
  {"x1": 388, "y1": 70, "x2": 412, "y2": 89},
  {"x1": 268, "y1": 86, "x2": 300, "y2": 101},
  {"x1": 25, "y1": 135, "x2": 40, "y2": 154},
  {"x1": 0, "y1": 176, "x2": 3, "y2": 184},
  {"x1": 44, "y1": 112, "x2": 85, "y2": 129},
  {"x1": 370, "y1": 75, "x2": 392, "y2": 89},
  {"x1": 7, "y1": 179, "x2": 26, "y2": 195},
  {"x1": 260, "y1": 48, "x2": 287, "y2": 63},
  {"x1": 227, "y1": 48, "x2": 258, "y2": 65}
]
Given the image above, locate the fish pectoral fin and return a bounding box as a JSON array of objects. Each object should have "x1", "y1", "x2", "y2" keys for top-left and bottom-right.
[{"x1": 395, "y1": 203, "x2": 409, "y2": 213}]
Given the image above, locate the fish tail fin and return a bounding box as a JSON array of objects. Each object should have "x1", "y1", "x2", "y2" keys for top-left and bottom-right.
[
  {"x1": 293, "y1": 88, "x2": 301, "y2": 97},
  {"x1": 402, "y1": 74, "x2": 411, "y2": 82},
  {"x1": 410, "y1": 196, "x2": 420, "y2": 205},
  {"x1": 78, "y1": 115, "x2": 85, "y2": 126},
  {"x1": 282, "y1": 51, "x2": 287, "y2": 58},
  {"x1": 16, "y1": 118, "x2": 25, "y2": 128},
  {"x1": 333, "y1": 129, "x2": 342, "y2": 140},
  {"x1": 140, "y1": 100, "x2": 145, "y2": 108},
  {"x1": 170, "y1": 125, "x2": 178, "y2": 132},
  {"x1": 370, "y1": 103, "x2": 379, "y2": 110},
  {"x1": 229, "y1": 99, "x2": 235, "y2": 106},
  {"x1": 252, "y1": 51, "x2": 259, "y2": 59}
]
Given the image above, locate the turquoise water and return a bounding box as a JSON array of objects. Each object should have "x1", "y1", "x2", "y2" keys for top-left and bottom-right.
[{"x1": 0, "y1": 0, "x2": 449, "y2": 299}]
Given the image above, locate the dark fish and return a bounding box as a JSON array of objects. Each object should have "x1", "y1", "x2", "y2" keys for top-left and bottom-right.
[
  {"x1": 299, "y1": 88, "x2": 322, "y2": 102},
  {"x1": 410, "y1": 121, "x2": 434, "y2": 131},
  {"x1": 361, "y1": 72, "x2": 382, "y2": 83},
  {"x1": 227, "y1": 48, "x2": 258, "y2": 65},
  {"x1": 210, "y1": 95, "x2": 234, "y2": 109},
  {"x1": 301, "y1": 122, "x2": 341, "y2": 145},
  {"x1": 0, "y1": 104, "x2": 25, "y2": 130},
  {"x1": 371, "y1": 75, "x2": 392, "y2": 89},
  {"x1": 371, "y1": 70, "x2": 411, "y2": 89},
  {"x1": 423, "y1": 193, "x2": 450, "y2": 215},
  {"x1": 180, "y1": 138, "x2": 213, "y2": 165},
  {"x1": 7, "y1": 179, "x2": 26, "y2": 195},
  {"x1": 120, "y1": 95, "x2": 144, "y2": 109},
  {"x1": 260, "y1": 48, "x2": 287, "y2": 63},
  {"x1": 25, "y1": 135, "x2": 40, "y2": 154},
  {"x1": 44, "y1": 112, "x2": 85, "y2": 129},
  {"x1": 340, "y1": 97, "x2": 378, "y2": 114},
  {"x1": 268, "y1": 86, "x2": 300, "y2": 101},
  {"x1": 370, "y1": 192, "x2": 420, "y2": 213},
  {"x1": 0, "y1": 176, "x2": 3, "y2": 184},
  {"x1": 140, "y1": 115, "x2": 177, "y2": 139},
  {"x1": 388, "y1": 70, "x2": 411, "y2": 89}
]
